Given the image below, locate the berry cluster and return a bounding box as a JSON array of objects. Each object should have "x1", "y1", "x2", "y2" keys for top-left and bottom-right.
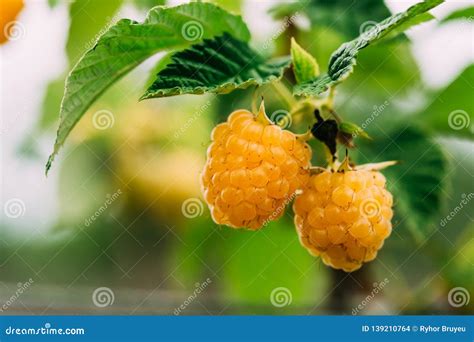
[{"x1": 201, "y1": 106, "x2": 394, "y2": 271}]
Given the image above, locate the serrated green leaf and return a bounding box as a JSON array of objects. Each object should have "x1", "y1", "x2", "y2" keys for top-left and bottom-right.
[
  {"x1": 294, "y1": 74, "x2": 332, "y2": 96},
  {"x1": 357, "y1": 126, "x2": 448, "y2": 240},
  {"x1": 46, "y1": 2, "x2": 250, "y2": 174},
  {"x1": 290, "y1": 38, "x2": 319, "y2": 84},
  {"x1": 144, "y1": 52, "x2": 174, "y2": 91},
  {"x1": 141, "y1": 33, "x2": 291, "y2": 99},
  {"x1": 441, "y1": 6, "x2": 474, "y2": 23},
  {"x1": 39, "y1": 0, "x2": 124, "y2": 131},
  {"x1": 379, "y1": 12, "x2": 434, "y2": 43},
  {"x1": 294, "y1": 0, "x2": 444, "y2": 96}
]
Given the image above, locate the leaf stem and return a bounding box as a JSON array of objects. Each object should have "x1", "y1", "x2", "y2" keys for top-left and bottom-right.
[
  {"x1": 328, "y1": 109, "x2": 343, "y2": 124},
  {"x1": 327, "y1": 86, "x2": 336, "y2": 107}
]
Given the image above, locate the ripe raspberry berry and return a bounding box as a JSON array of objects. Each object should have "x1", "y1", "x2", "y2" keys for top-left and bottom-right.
[
  {"x1": 293, "y1": 169, "x2": 393, "y2": 272},
  {"x1": 201, "y1": 103, "x2": 312, "y2": 230}
]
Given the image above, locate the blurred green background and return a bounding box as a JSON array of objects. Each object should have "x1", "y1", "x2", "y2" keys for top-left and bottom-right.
[{"x1": 0, "y1": 0, "x2": 473, "y2": 315}]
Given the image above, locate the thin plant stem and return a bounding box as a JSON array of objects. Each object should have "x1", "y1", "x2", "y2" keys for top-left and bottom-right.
[{"x1": 271, "y1": 81, "x2": 296, "y2": 108}]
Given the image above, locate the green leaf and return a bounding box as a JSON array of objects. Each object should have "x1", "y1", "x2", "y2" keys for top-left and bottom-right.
[
  {"x1": 416, "y1": 64, "x2": 474, "y2": 139},
  {"x1": 290, "y1": 38, "x2": 320, "y2": 84},
  {"x1": 357, "y1": 126, "x2": 448, "y2": 240},
  {"x1": 141, "y1": 33, "x2": 290, "y2": 99},
  {"x1": 41, "y1": 0, "x2": 124, "y2": 130},
  {"x1": 378, "y1": 12, "x2": 434, "y2": 43},
  {"x1": 294, "y1": 0, "x2": 444, "y2": 96},
  {"x1": 294, "y1": 74, "x2": 332, "y2": 96},
  {"x1": 441, "y1": 6, "x2": 474, "y2": 23},
  {"x1": 144, "y1": 52, "x2": 174, "y2": 90},
  {"x1": 269, "y1": 0, "x2": 392, "y2": 39},
  {"x1": 46, "y1": 2, "x2": 250, "y2": 174}
]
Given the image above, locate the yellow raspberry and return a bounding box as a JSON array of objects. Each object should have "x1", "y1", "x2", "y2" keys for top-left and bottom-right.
[
  {"x1": 201, "y1": 107, "x2": 312, "y2": 230},
  {"x1": 293, "y1": 169, "x2": 393, "y2": 272}
]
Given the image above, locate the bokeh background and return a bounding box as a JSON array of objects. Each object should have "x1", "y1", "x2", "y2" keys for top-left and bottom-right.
[{"x1": 0, "y1": 0, "x2": 473, "y2": 315}]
